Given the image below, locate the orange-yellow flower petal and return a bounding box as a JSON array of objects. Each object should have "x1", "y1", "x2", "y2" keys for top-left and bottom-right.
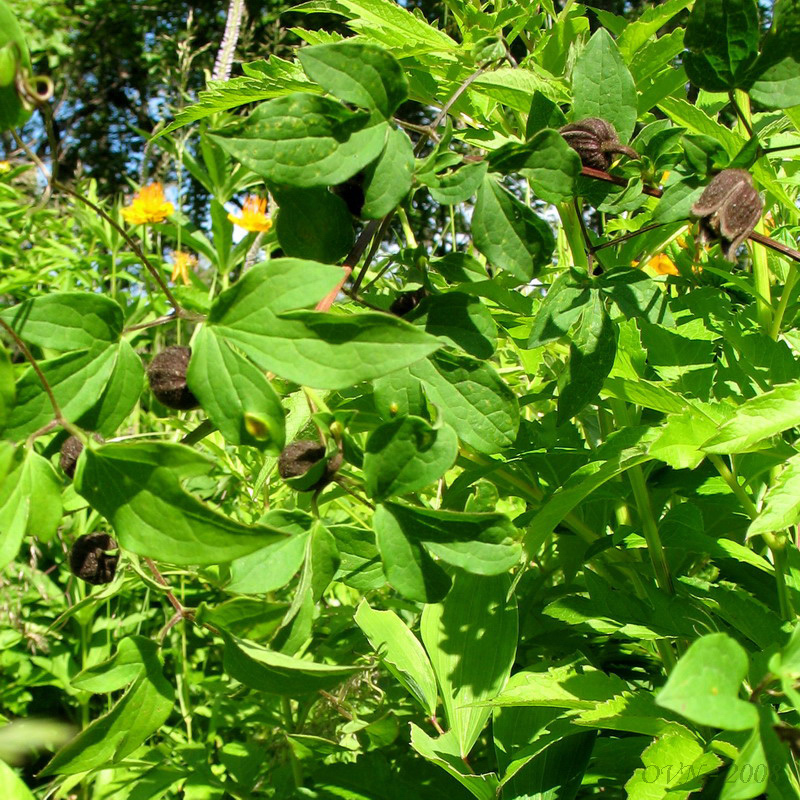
[
  {"x1": 227, "y1": 195, "x2": 272, "y2": 233},
  {"x1": 646, "y1": 254, "x2": 679, "y2": 276},
  {"x1": 121, "y1": 182, "x2": 175, "y2": 225},
  {"x1": 0, "y1": 161, "x2": 11, "y2": 175},
  {"x1": 170, "y1": 251, "x2": 197, "y2": 286}
]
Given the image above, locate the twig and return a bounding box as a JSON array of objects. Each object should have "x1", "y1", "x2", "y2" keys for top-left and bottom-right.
[
  {"x1": 0, "y1": 318, "x2": 67, "y2": 428},
  {"x1": 581, "y1": 167, "x2": 800, "y2": 264},
  {"x1": 124, "y1": 312, "x2": 180, "y2": 333},
  {"x1": 144, "y1": 557, "x2": 187, "y2": 617}
]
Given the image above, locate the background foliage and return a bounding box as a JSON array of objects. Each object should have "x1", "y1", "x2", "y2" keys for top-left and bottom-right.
[{"x1": 2, "y1": 0, "x2": 800, "y2": 798}]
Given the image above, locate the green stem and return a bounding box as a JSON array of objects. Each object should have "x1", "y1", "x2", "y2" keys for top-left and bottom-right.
[
  {"x1": 557, "y1": 201, "x2": 590, "y2": 271},
  {"x1": 282, "y1": 697, "x2": 304, "y2": 788},
  {"x1": 708, "y1": 454, "x2": 758, "y2": 519},
  {"x1": 769, "y1": 268, "x2": 799, "y2": 340},
  {"x1": 610, "y1": 399, "x2": 673, "y2": 596},
  {"x1": 396, "y1": 207, "x2": 418, "y2": 248}
]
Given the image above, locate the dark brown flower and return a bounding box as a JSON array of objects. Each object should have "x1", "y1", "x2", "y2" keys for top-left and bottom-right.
[
  {"x1": 691, "y1": 169, "x2": 762, "y2": 261},
  {"x1": 69, "y1": 533, "x2": 118, "y2": 585},
  {"x1": 278, "y1": 439, "x2": 342, "y2": 491},
  {"x1": 389, "y1": 288, "x2": 427, "y2": 317},
  {"x1": 147, "y1": 346, "x2": 199, "y2": 411},
  {"x1": 59, "y1": 434, "x2": 103, "y2": 480},
  {"x1": 560, "y1": 118, "x2": 638, "y2": 171}
]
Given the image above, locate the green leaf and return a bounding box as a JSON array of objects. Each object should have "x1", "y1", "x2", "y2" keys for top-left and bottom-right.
[
  {"x1": 209, "y1": 94, "x2": 388, "y2": 188},
  {"x1": 557, "y1": 291, "x2": 618, "y2": 424},
  {"x1": 4, "y1": 343, "x2": 118, "y2": 440},
  {"x1": 625, "y1": 732, "x2": 720, "y2": 798},
  {"x1": 361, "y1": 126, "x2": 415, "y2": 218},
  {"x1": 221, "y1": 630, "x2": 358, "y2": 694},
  {"x1": 364, "y1": 416, "x2": 458, "y2": 501},
  {"x1": 72, "y1": 636, "x2": 160, "y2": 693},
  {"x1": 410, "y1": 725, "x2": 500, "y2": 800},
  {"x1": 274, "y1": 186, "x2": 353, "y2": 263},
  {"x1": 209, "y1": 260, "x2": 441, "y2": 390},
  {"x1": 374, "y1": 504, "x2": 451, "y2": 603},
  {"x1": 0, "y1": 292, "x2": 123, "y2": 350},
  {"x1": 471, "y1": 176, "x2": 555, "y2": 282},
  {"x1": 151, "y1": 57, "x2": 315, "y2": 140},
  {"x1": 0, "y1": 760, "x2": 35, "y2": 799},
  {"x1": 683, "y1": 0, "x2": 760, "y2": 91},
  {"x1": 228, "y1": 510, "x2": 312, "y2": 594},
  {"x1": 720, "y1": 722, "x2": 767, "y2": 800},
  {"x1": 488, "y1": 129, "x2": 582, "y2": 204},
  {"x1": 0, "y1": 343, "x2": 14, "y2": 431},
  {"x1": 572, "y1": 28, "x2": 638, "y2": 142},
  {"x1": 331, "y1": 524, "x2": 385, "y2": 592},
  {"x1": 599, "y1": 268, "x2": 674, "y2": 326},
  {"x1": 424, "y1": 160, "x2": 488, "y2": 206},
  {"x1": 408, "y1": 350, "x2": 520, "y2": 454},
  {"x1": 187, "y1": 327, "x2": 286, "y2": 452},
  {"x1": 412, "y1": 291, "x2": 497, "y2": 359},
  {"x1": 77, "y1": 341, "x2": 145, "y2": 436},
  {"x1": 749, "y1": 0, "x2": 800, "y2": 108},
  {"x1": 378, "y1": 501, "x2": 522, "y2": 577},
  {"x1": 0, "y1": 445, "x2": 62, "y2": 569},
  {"x1": 298, "y1": 40, "x2": 407, "y2": 118},
  {"x1": 702, "y1": 380, "x2": 800, "y2": 453},
  {"x1": 354, "y1": 599, "x2": 438, "y2": 715},
  {"x1": 523, "y1": 427, "x2": 654, "y2": 554},
  {"x1": 41, "y1": 648, "x2": 174, "y2": 776},
  {"x1": 421, "y1": 572, "x2": 518, "y2": 757},
  {"x1": 525, "y1": 92, "x2": 567, "y2": 138},
  {"x1": 75, "y1": 443, "x2": 285, "y2": 565},
  {"x1": 656, "y1": 633, "x2": 758, "y2": 730},
  {"x1": 0, "y1": 449, "x2": 62, "y2": 568},
  {"x1": 748, "y1": 452, "x2": 800, "y2": 538},
  {"x1": 652, "y1": 179, "x2": 705, "y2": 224},
  {"x1": 527, "y1": 273, "x2": 591, "y2": 349},
  {"x1": 649, "y1": 406, "x2": 721, "y2": 470}
]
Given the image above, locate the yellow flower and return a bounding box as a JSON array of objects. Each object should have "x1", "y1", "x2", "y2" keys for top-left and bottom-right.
[
  {"x1": 227, "y1": 195, "x2": 272, "y2": 233},
  {"x1": 0, "y1": 161, "x2": 10, "y2": 174},
  {"x1": 646, "y1": 254, "x2": 679, "y2": 276},
  {"x1": 170, "y1": 251, "x2": 197, "y2": 286},
  {"x1": 121, "y1": 182, "x2": 175, "y2": 225}
]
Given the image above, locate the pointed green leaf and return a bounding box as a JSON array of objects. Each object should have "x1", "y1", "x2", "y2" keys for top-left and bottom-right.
[
  {"x1": 572, "y1": 28, "x2": 638, "y2": 142},
  {"x1": 209, "y1": 260, "x2": 440, "y2": 389},
  {"x1": 364, "y1": 416, "x2": 458, "y2": 501},
  {"x1": 557, "y1": 291, "x2": 618, "y2": 424},
  {"x1": 421, "y1": 572, "x2": 518, "y2": 757},
  {"x1": 0, "y1": 293, "x2": 123, "y2": 350},
  {"x1": 748, "y1": 452, "x2": 800, "y2": 538},
  {"x1": 41, "y1": 648, "x2": 174, "y2": 776},
  {"x1": 656, "y1": 633, "x2": 758, "y2": 730},
  {"x1": 683, "y1": 0, "x2": 760, "y2": 91},
  {"x1": 702, "y1": 380, "x2": 800, "y2": 454},
  {"x1": 209, "y1": 94, "x2": 388, "y2": 187},
  {"x1": 408, "y1": 350, "x2": 519, "y2": 454},
  {"x1": 361, "y1": 126, "x2": 415, "y2": 218},
  {"x1": 354, "y1": 600, "x2": 438, "y2": 716},
  {"x1": 472, "y1": 176, "x2": 555, "y2": 282},
  {"x1": 221, "y1": 630, "x2": 358, "y2": 694},
  {"x1": 187, "y1": 327, "x2": 285, "y2": 452},
  {"x1": 274, "y1": 186, "x2": 353, "y2": 263},
  {"x1": 75, "y1": 442, "x2": 285, "y2": 565},
  {"x1": 298, "y1": 40, "x2": 407, "y2": 118}
]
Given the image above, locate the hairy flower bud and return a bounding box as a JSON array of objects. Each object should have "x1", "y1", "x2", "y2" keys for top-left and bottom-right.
[
  {"x1": 691, "y1": 169, "x2": 762, "y2": 261},
  {"x1": 560, "y1": 118, "x2": 638, "y2": 170},
  {"x1": 147, "y1": 346, "x2": 199, "y2": 411},
  {"x1": 278, "y1": 439, "x2": 342, "y2": 492},
  {"x1": 69, "y1": 533, "x2": 118, "y2": 585}
]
